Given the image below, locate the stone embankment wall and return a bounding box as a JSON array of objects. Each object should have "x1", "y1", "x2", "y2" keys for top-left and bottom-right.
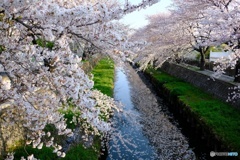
[
  {"x1": 81, "y1": 53, "x2": 104, "y2": 74},
  {"x1": 161, "y1": 62, "x2": 240, "y2": 109}
]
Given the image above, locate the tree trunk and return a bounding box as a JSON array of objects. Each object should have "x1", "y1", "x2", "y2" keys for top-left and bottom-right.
[
  {"x1": 199, "y1": 50, "x2": 205, "y2": 71},
  {"x1": 234, "y1": 59, "x2": 240, "y2": 82}
]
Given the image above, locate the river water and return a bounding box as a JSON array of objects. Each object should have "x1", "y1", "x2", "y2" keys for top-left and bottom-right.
[{"x1": 106, "y1": 64, "x2": 196, "y2": 160}]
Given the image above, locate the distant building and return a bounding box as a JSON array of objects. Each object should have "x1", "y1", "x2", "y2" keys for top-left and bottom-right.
[{"x1": 209, "y1": 51, "x2": 231, "y2": 62}]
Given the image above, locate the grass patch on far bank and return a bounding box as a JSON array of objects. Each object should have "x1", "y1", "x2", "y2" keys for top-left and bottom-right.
[
  {"x1": 146, "y1": 67, "x2": 240, "y2": 152},
  {"x1": 91, "y1": 57, "x2": 114, "y2": 97}
]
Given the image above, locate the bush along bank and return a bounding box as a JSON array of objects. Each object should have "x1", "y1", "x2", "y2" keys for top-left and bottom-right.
[
  {"x1": 60, "y1": 57, "x2": 115, "y2": 160},
  {"x1": 144, "y1": 67, "x2": 240, "y2": 159}
]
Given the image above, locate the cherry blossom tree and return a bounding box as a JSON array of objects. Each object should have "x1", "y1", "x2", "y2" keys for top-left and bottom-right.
[
  {"x1": 0, "y1": 0, "x2": 160, "y2": 159},
  {"x1": 168, "y1": 0, "x2": 215, "y2": 70},
  {"x1": 130, "y1": 12, "x2": 193, "y2": 70},
  {"x1": 131, "y1": 0, "x2": 240, "y2": 102},
  {"x1": 132, "y1": 0, "x2": 240, "y2": 71},
  {"x1": 170, "y1": 0, "x2": 240, "y2": 70}
]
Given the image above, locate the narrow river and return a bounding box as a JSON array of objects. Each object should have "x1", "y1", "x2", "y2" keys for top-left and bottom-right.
[{"x1": 106, "y1": 64, "x2": 196, "y2": 160}]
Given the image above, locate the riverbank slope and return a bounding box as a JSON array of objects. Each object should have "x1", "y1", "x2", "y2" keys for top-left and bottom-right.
[{"x1": 143, "y1": 66, "x2": 240, "y2": 159}]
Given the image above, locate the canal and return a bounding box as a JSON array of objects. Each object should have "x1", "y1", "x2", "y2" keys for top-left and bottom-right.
[{"x1": 106, "y1": 64, "x2": 196, "y2": 160}]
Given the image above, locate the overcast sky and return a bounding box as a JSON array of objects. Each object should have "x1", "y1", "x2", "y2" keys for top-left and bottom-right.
[{"x1": 118, "y1": 0, "x2": 172, "y2": 29}]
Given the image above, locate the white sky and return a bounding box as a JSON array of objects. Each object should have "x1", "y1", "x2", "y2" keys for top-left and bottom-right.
[{"x1": 118, "y1": 0, "x2": 172, "y2": 29}]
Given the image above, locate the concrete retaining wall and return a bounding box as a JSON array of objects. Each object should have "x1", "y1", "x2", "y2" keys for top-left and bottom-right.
[{"x1": 161, "y1": 62, "x2": 240, "y2": 109}]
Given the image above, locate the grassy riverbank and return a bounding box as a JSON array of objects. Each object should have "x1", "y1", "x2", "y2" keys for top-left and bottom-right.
[
  {"x1": 146, "y1": 67, "x2": 240, "y2": 153},
  {"x1": 91, "y1": 57, "x2": 115, "y2": 97}
]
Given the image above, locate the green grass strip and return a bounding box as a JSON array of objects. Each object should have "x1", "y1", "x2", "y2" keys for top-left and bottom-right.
[
  {"x1": 12, "y1": 146, "x2": 58, "y2": 160},
  {"x1": 91, "y1": 57, "x2": 115, "y2": 97},
  {"x1": 62, "y1": 137, "x2": 101, "y2": 160},
  {"x1": 146, "y1": 67, "x2": 240, "y2": 152}
]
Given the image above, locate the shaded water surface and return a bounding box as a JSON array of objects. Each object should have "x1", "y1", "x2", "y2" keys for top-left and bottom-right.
[{"x1": 107, "y1": 65, "x2": 196, "y2": 160}]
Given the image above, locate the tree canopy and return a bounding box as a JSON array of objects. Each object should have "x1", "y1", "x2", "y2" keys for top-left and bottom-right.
[{"x1": 0, "y1": 0, "x2": 159, "y2": 159}]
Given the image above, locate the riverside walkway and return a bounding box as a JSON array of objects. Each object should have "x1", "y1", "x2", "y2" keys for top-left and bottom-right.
[{"x1": 181, "y1": 63, "x2": 236, "y2": 84}]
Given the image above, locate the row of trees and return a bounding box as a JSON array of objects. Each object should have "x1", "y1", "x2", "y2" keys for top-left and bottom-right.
[
  {"x1": 132, "y1": 0, "x2": 240, "y2": 72},
  {"x1": 0, "y1": 0, "x2": 160, "y2": 159}
]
